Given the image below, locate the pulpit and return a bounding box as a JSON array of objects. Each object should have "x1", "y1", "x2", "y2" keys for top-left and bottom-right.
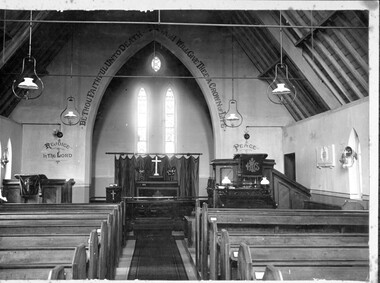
[
  {"x1": 208, "y1": 154, "x2": 276, "y2": 208},
  {"x1": 2, "y1": 176, "x2": 74, "y2": 203}
]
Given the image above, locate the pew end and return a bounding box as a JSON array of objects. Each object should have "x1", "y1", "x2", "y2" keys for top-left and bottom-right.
[
  {"x1": 48, "y1": 265, "x2": 67, "y2": 280},
  {"x1": 237, "y1": 242, "x2": 252, "y2": 280},
  {"x1": 262, "y1": 265, "x2": 283, "y2": 280},
  {"x1": 72, "y1": 244, "x2": 88, "y2": 279}
]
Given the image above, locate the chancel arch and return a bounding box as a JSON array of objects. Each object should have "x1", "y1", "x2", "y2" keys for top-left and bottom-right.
[
  {"x1": 87, "y1": 29, "x2": 225, "y2": 195},
  {"x1": 91, "y1": 34, "x2": 214, "y2": 197}
]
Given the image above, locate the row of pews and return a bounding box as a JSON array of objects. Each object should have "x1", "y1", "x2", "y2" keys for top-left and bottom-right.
[
  {"x1": 0, "y1": 202, "x2": 125, "y2": 280},
  {"x1": 193, "y1": 202, "x2": 369, "y2": 281}
]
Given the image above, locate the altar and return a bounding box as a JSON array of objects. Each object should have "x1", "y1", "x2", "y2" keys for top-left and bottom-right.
[
  {"x1": 111, "y1": 152, "x2": 200, "y2": 198},
  {"x1": 136, "y1": 181, "x2": 179, "y2": 197}
]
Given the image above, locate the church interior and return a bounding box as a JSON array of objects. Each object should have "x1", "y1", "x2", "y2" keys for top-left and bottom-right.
[{"x1": 0, "y1": 1, "x2": 378, "y2": 282}]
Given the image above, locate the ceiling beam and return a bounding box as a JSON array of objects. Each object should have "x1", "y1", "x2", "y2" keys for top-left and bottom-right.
[
  {"x1": 0, "y1": 11, "x2": 50, "y2": 70},
  {"x1": 294, "y1": 11, "x2": 337, "y2": 47},
  {"x1": 295, "y1": 12, "x2": 365, "y2": 101}
]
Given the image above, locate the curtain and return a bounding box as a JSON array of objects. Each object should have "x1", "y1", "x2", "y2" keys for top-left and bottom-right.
[{"x1": 114, "y1": 154, "x2": 199, "y2": 197}]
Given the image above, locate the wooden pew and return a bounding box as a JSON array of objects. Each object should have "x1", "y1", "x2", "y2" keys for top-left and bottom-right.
[
  {"x1": 0, "y1": 202, "x2": 125, "y2": 250},
  {"x1": 220, "y1": 229, "x2": 369, "y2": 280},
  {"x1": 0, "y1": 243, "x2": 87, "y2": 280},
  {"x1": 0, "y1": 203, "x2": 123, "y2": 279},
  {"x1": 237, "y1": 242, "x2": 369, "y2": 281},
  {"x1": 0, "y1": 230, "x2": 99, "y2": 279},
  {"x1": 198, "y1": 203, "x2": 369, "y2": 279},
  {"x1": 0, "y1": 218, "x2": 108, "y2": 279},
  {"x1": 0, "y1": 203, "x2": 124, "y2": 252}
]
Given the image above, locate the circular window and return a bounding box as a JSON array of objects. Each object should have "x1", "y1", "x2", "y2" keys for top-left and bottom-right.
[{"x1": 151, "y1": 55, "x2": 161, "y2": 72}]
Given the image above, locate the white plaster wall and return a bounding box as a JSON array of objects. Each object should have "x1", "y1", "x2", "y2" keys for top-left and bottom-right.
[{"x1": 282, "y1": 98, "x2": 369, "y2": 206}]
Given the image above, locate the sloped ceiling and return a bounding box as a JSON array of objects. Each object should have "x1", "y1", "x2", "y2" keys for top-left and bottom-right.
[{"x1": 0, "y1": 10, "x2": 369, "y2": 121}]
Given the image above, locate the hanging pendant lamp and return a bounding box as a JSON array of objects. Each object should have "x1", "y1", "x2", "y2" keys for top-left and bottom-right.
[
  {"x1": 60, "y1": 26, "x2": 80, "y2": 126},
  {"x1": 266, "y1": 11, "x2": 296, "y2": 105},
  {"x1": 60, "y1": 96, "x2": 80, "y2": 125},
  {"x1": 12, "y1": 11, "x2": 44, "y2": 100},
  {"x1": 224, "y1": 35, "x2": 243, "y2": 128}
]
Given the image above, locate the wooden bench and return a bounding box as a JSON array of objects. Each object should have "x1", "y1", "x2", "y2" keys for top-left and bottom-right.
[
  {"x1": 0, "y1": 218, "x2": 108, "y2": 279},
  {"x1": 0, "y1": 203, "x2": 124, "y2": 253},
  {"x1": 220, "y1": 229, "x2": 369, "y2": 280},
  {"x1": 198, "y1": 203, "x2": 369, "y2": 279},
  {"x1": 0, "y1": 230, "x2": 99, "y2": 279},
  {"x1": 237, "y1": 242, "x2": 369, "y2": 281},
  {"x1": 0, "y1": 203, "x2": 124, "y2": 279},
  {"x1": 0, "y1": 243, "x2": 87, "y2": 280},
  {"x1": 0, "y1": 202, "x2": 125, "y2": 246}
]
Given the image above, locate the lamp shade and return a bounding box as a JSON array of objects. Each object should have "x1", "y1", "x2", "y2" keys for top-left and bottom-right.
[
  {"x1": 225, "y1": 113, "x2": 240, "y2": 121},
  {"x1": 260, "y1": 176, "x2": 270, "y2": 185},
  {"x1": 221, "y1": 176, "x2": 232, "y2": 185},
  {"x1": 18, "y1": 77, "x2": 39, "y2": 90},
  {"x1": 272, "y1": 83, "x2": 291, "y2": 95}
]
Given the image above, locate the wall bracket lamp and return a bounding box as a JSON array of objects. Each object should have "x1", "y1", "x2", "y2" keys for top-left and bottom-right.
[{"x1": 1, "y1": 148, "x2": 9, "y2": 168}]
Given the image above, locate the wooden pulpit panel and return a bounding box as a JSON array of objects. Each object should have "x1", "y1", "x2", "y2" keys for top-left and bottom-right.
[{"x1": 1, "y1": 178, "x2": 74, "y2": 203}]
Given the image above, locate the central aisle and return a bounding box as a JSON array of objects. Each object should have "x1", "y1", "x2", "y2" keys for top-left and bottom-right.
[{"x1": 127, "y1": 229, "x2": 188, "y2": 280}]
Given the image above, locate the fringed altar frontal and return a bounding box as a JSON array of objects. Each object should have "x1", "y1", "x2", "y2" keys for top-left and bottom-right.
[{"x1": 111, "y1": 153, "x2": 200, "y2": 198}]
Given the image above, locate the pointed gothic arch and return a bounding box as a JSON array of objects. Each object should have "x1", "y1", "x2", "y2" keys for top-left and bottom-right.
[{"x1": 86, "y1": 28, "x2": 219, "y2": 193}]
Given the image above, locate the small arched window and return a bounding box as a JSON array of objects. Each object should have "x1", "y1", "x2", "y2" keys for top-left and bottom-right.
[
  {"x1": 3, "y1": 139, "x2": 12, "y2": 179},
  {"x1": 164, "y1": 87, "x2": 176, "y2": 153},
  {"x1": 137, "y1": 87, "x2": 148, "y2": 153}
]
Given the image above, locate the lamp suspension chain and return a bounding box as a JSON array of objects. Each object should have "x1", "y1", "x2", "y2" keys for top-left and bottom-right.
[
  {"x1": 279, "y1": 10, "x2": 283, "y2": 66},
  {"x1": 70, "y1": 24, "x2": 73, "y2": 78},
  {"x1": 28, "y1": 11, "x2": 33, "y2": 58},
  {"x1": 2, "y1": 10, "x2": 5, "y2": 64},
  {"x1": 232, "y1": 34, "x2": 234, "y2": 100},
  {"x1": 311, "y1": 10, "x2": 314, "y2": 62}
]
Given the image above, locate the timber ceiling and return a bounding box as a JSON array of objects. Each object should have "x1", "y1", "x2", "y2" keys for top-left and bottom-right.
[{"x1": 0, "y1": 10, "x2": 369, "y2": 121}]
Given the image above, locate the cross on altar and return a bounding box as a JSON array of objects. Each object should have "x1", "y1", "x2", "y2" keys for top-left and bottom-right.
[
  {"x1": 152, "y1": 156, "x2": 161, "y2": 176},
  {"x1": 110, "y1": 190, "x2": 116, "y2": 200}
]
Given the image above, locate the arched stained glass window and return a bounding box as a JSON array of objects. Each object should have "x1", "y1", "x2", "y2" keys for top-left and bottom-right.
[
  {"x1": 165, "y1": 87, "x2": 176, "y2": 153},
  {"x1": 137, "y1": 87, "x2": 148, "y2": 153}
]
